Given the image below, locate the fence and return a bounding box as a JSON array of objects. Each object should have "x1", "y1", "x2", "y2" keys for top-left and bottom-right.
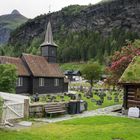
[
  {"x1": 3, "y1": 101, "x2": 24, "y2": 120},
  {"x1": 0, "y1": 92, "x2": 29, "y2": 121}
]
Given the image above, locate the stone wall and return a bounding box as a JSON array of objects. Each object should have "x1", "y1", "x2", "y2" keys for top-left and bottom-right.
[{"x1": 29, "y1": 102, "x2": 67, "y2": 118}]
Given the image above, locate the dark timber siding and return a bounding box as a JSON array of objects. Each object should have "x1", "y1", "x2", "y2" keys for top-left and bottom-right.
[
  {"x1": 123, "y1": 85, "x2": 140, "y2": 109},
  {"x1": 16, "y1": 76, "x2": 31, "y2": 94},
  {"x1": 16, "y1": 77, "x2": 68, "y2": 94},
  {"x1": 64, "y1": 83, "x2": 68, "y2": 92},
  {"x1": 32, "y1": 77, "x2": 65, "y2": 94}
]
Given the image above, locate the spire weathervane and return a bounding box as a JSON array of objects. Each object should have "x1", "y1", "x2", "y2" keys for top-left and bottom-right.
[
  {"x1": 49, "y1": 5, "x2": 51, "y2": 14},
  {"x1": 40, "y1": 5, "x2": 57, "y2": 47}
]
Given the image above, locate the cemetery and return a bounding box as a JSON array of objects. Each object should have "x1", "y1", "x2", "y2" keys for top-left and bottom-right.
[
  {"x1": 28, "y1": 82, "x2": 123, "y2": 118},
  {"x1": 1, "y1": 0, "x2": 140, "y2": 139},
  {"x1": 0, "y1": 82, "x2": 123, "y2": 123}
]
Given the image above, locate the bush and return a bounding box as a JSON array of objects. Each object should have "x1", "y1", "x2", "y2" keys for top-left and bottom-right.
[{"x1": 0, "y1": 64, "x2": 17, "y2": 93}]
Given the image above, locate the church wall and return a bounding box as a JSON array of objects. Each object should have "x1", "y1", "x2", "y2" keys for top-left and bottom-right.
[
  {"x1": 16, "y1": 76, "x2": 31, "y2": 94},
  {"x1": 32, "y1": 77, "x2": 66, "y2": 94}
]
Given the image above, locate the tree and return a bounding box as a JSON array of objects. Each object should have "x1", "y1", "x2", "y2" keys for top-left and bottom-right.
[
  {"x1": 81, "y1": 62, "x2": 102, "y2": 96},
  {"x1": 0, "y1": 64, "x2": 17, "y2": 93},
  {"x1": 106, "y1": 40, "x2": 140, "y2": 86}
]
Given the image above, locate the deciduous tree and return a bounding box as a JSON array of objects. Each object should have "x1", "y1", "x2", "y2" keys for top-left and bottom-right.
[
  {"x1": 0, "y1": 64, "x2": 17, "y2": 93},
  {"x1": 106, "y1": 40, "x2": 140, "y2": 86},
  {"x1": 81, "y1": 62, "x2": 102, "y2": 96}
]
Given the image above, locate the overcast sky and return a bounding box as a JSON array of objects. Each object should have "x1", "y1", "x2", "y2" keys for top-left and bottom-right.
[{"x1": 0, "y1": 0, "x2": 102, "y2": 18}]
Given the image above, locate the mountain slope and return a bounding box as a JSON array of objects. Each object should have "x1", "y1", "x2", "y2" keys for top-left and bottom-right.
[
  {"x1": 0, "y1": 10, "x2": 28, "y2": 44},
  {"x1": 5, "y1": 0, "x2": 140, "y2": 63}
]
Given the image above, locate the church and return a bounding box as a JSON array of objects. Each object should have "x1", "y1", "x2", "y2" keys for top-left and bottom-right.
[{"x1": 0, "y1": 21, "x2": 68, "y2": 94}]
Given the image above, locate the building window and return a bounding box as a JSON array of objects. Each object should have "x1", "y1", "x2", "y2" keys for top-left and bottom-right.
[
  {"x1": 16, "y1": 77, "x2": 23, "y2": 87},
  {"x1": 39, "y1": 78, "x2": 44, "y2": 86},
  {"x1": 54, "y1": 78, "x2": 59, "y2": 87}
]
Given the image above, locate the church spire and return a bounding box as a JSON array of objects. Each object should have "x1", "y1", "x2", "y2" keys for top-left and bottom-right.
[{"x1": 40, "y1": 21, "x2": 57, "y2": 47}]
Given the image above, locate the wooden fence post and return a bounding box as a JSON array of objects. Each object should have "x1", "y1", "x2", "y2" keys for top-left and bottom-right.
[{"x1": 24, "y1": 99, "x2": 29, "y2": 118}]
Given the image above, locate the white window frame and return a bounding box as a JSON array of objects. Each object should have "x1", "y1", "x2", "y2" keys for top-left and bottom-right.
[
  {"x1": 16, "y1": 77, "x2": 23, "y2": 87},
  {"x1": 39, "y1": 78, "x2": 44, "y2": 87},
  {"x1": 54, "y1": 78, "x2": 59, "y2": 87}
]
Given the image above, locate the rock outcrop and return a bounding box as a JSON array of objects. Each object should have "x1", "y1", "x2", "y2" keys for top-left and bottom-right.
[
  {"x1": 9, "y1": 0, "x2": 140, "y2": 45},
  {"x1": 0, "y1": 10, "x2": 28, "y2": 44}
]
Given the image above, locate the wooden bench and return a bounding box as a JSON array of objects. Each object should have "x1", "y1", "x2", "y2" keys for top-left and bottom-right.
[{"x1": 44, "y1": 103, "x2": 66, "y2": 118}]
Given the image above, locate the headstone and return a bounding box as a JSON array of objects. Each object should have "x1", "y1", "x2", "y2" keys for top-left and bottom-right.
[
  {"x1": 96, "y1": 100, "x2": 102, "y2": 105},
  {"x1": 91, "y1": 98, "x2": 96, "y2": 102},
  {"x1": 128, "y1": 107, "x2": 140, "y2": 118},
  {"x1": 33, "y1": 93, "x2": 39, "y2": 102},
  {"x1": 114, "y1": 96, "x2": 119, "y2": 102},
  {"x1": 107, "y1": 96, "x2": 112, "y2": 100},
  {"x1": 79, "y1": 85, "x2": 83, "y2": 92}
]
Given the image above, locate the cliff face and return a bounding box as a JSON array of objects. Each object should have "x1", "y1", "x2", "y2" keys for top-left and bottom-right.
[
  {"x1": 0, "y1": 10, "x2": 28, "y2": 44},
  {"x1": 9, "y1": 0, "x2": 140, "y2": 46}
]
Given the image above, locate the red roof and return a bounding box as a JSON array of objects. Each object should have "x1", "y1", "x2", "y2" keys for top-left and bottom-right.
[
  {"x1": 22, "y1": 53, "x2": 64, "y2": 77},
  {"x1": 0, "y1": 56, "x2": 30, "y2": 76}
]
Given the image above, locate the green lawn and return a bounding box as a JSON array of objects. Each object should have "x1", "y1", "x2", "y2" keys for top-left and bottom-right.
[
  {"x1": 78, "y1": 91, "x2": 122, "y2": 110},
  {"x1": 60, "y1": 62, "x2": 85, "y2": 71},
  {"x1": 0, "y1": 116, "x2": 140, "y2": 140}
]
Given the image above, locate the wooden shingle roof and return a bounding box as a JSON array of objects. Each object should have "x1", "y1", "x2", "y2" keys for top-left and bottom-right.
[
  {"x1": 119, "y1": 56, "x2": 140, "y2": 84},
  {"x1": 22, "y1": 53, "x2": 64, "y2": 78},
  {"x1": 0, "y1": 56, "x2": 30, "y2": 76}
]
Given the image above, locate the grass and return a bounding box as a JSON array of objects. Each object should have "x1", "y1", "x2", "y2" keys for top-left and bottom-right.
[
  {"x1": 35, "y1": 82, "x2": 122, "y2": 111},
  {"x1": 35, "y1": 90, "x2": 122, "y2": 111},
  {"x1": 119, "y1": 56, "x2": 140, "y2": 83},
  {"x1": 60, "y1": 62, "x2": 85, "y2": 71},
  {"x1": 78, "y1": 91, "x2": 122, "y2": 110},
  {"x1": 0, "y1": 116, "x2": 140, "y2": 140}
]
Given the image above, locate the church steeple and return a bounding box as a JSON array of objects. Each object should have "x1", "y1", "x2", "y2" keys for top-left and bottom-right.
[
  {"x1": 40, "y1": 21, "x2": 57, "y2": 63},
  {"x1": 40, "y1": 21, "x2": 57, "y2": 47}
]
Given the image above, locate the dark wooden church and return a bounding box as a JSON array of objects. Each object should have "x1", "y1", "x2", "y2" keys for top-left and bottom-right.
[
  {"x1": 119, "y1": 56, "x2": 140, "y2": 110},
  {"x1": 0, "y1": 21, "x2": 68, "y2": 94}
]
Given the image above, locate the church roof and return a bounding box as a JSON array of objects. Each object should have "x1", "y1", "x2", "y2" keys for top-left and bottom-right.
[
  {"x1": 40, "y1": 21, "x2": 57, "y2": 47},
  {"x1": 119, "y1": 56, "x2": 140, "y2": 84},
  {"x1": 22, "y1": 53, "x2": 64, "y2": 77},
  {"x1": 0, "y1": 54, "x2": 64, "y2": 78},
  {"x1": 0, "y1": 56, "x2": 30, "y2": 76}
]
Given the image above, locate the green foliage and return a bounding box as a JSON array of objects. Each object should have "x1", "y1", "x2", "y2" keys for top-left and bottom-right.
[
  {"x1": 107, "y1": 39, "x2": 140, "y2": 85},
  {"x1": 61, "y1": 5, "x2": 87, "y2": 16},
  {"x1": 4, "y1": 27, "x2": 139, "y2": 64},
  {"x1": 56, "y1": 29, "x2": 139, "y2": 63},
  {"x1": 0, "y1": 64, "x2": 17, "y2": 93},
  {"x1": 81, "y1": 62, "x2": 102, "y2": 86},
  {"x1": 26, "y1": 37, "x2": 41, "y2": 55},
  {"x1": 132, "y1": 39, "x2": 140, "y2": 48}
]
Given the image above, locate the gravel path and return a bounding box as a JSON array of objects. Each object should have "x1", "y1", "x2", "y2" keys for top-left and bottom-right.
[
  {"x1": 35, "y1": 104, "x2": 122, "y2": 123},
  {"x1": 2, "y1": 104, "x2": 122, "y2": 130}
]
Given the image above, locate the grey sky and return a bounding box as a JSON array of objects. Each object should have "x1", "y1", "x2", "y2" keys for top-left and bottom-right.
[{"x1": 0, "y1": 0, "x2": 101, "y2": 18}]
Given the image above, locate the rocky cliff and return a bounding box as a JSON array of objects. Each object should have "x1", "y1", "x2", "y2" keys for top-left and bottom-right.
[
  {"x1": 9, "y1": 0, "x2": 140, "y2": 46},
  {"x1": 0, "y1": 10, "x2": 28, "y2": 44}
]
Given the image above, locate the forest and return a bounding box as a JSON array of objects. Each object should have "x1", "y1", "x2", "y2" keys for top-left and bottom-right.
[{"x1": 0, "y1": 28, "x2": 139, "y2": 65}]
